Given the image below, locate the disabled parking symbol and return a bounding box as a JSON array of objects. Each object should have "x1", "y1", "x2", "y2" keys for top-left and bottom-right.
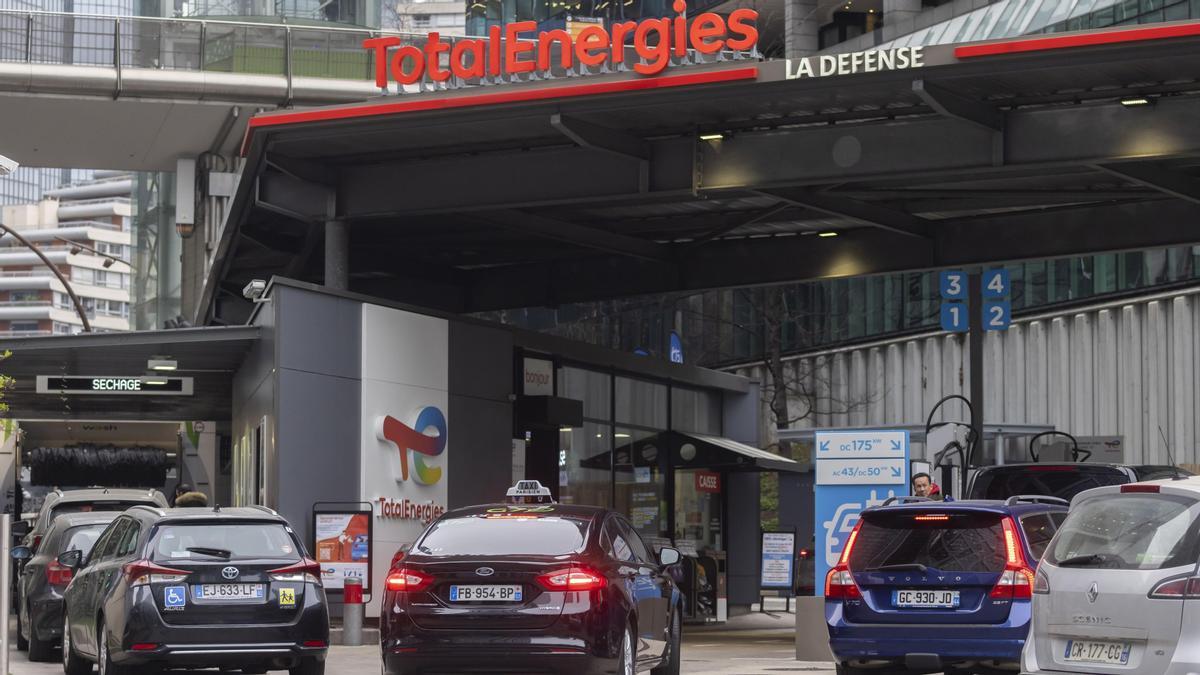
[{"x1": 164, "y1": 585, "x2": 187, "y2": 610}]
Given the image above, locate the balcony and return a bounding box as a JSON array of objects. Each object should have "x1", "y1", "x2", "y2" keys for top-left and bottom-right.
[{"x1": 0, "y1": 329, "x2": 51, "y2": 337}]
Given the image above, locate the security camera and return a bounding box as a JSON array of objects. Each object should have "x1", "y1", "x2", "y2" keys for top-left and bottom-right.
[
  {"x1": 242, "y1": 279, "x2": 268, "y2": 302},
  {"x1": 0, "y1": 154, "x2": 19, "y2": 177}
]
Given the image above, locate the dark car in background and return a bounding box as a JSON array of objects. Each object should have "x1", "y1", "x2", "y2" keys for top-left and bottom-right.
[
  {"x1": 58, "y1": 505, "x2": 328, "y2": 675},
  {"x1": 11, "y1": 512, "x2": 119, "y2": 661},
  {"x1": 826, "y1": 496, "x2": 1068, "y2": 675},
  {"x1": 966, "y1": 463, "x2": 1192, "y2": 503},
  {"x1": 381, "y1": 483, "x2": 683, "y2": 675},
  {"x1": 23, "y1": 487, "x2": 168, "y2": 553}
]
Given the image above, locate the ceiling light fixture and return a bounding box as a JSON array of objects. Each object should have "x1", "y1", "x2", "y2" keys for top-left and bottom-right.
[
  {"x1": 141, "y1": 372, "x2": 169, "y2": 386},
  {"x1": 1120, "y1": 96, "x2": 1152, "y2": 107},
  {"x1": 148, "y1": 358, "x2": 177, "y2": 371},
  {"x1": 818, "y1": 231, "x2": 839, "y2": 238},
  {"x1": 699, "y1": 132, "x2": 726, "y2": 141}
]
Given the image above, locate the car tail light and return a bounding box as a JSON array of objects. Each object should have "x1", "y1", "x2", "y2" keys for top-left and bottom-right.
[
  {"x1": 269, "y1": 558, "x2": 323, "y2": 585},
  {"x1": 824, "y1": 520, "x2": 863, "y2": 601},
  {"x1": 123, "y1": 560, "x2": 191, "y2": 588},
  {"x1": 1033, "y1": 569, "x2": 1050, "y2": 595},
  {"x1": 914, "y1": 514, "x2": 951, "y2": 522},
  {"x1": 130, "y1": 643, "x2": 159, "y2": 651},
  {"x1": 537, "y1": 566, "x2": 607, "y2": 592},
  {"x1": 391, "y1": 549, "x2": 405, "y2": 569},
  {"x1": 385, "y1": 568, "x2": 434, "y2": 593},
  {"x1": 46, "y1": 560, "x2": 74, "y2": 587},
  {"x1": 1149, "y1": 576, "x2": 1200, "y2": 599},
  {"x1": 302, "y1": 640, "x2": 327, "y2": 648},
  {"x1": 1121, "y1": 484, "x2": 1160, "y2": 493},
  {"x1": 30, "y1": 535, "x2": 43, "y2": 552},
  {"x1": 990, "y1": 518, "x2": 1035, "y2": 600}
]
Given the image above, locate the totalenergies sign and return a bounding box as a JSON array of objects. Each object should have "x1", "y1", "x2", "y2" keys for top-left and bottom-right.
[
  {"x1": 363, "y1": 1, "x2": 758, "y2": 85},
  {"x1": 375, "y1": 406, "x2": 447, "y2": 485}
]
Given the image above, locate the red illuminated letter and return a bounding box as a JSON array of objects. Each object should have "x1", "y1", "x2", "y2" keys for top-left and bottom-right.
[
  {"x1": 672, "y1": 0, "x2": 688, "y2": 57},
  {"x1": 610, "y1": 22, "x2": 637, "y2": 64},
  {"x1": 505, "y1": 21, "x2": 538, "y2": 74},
  {"x1": 425, "y1": 32, "x2": 451, "y2": 82},
  {"x1": 633, "y1": 19, "x2": 672, "y2": 75},
  {"x1": 363, "y1": 36, "x2": 401, "y2": 87},
  {"x1": 575, "y1": 25, "x2": 610, "y2": 67},
  {"x1": 688, "y1": 13, "x2": 726, "y2": 54},
  {"x1": 390, "y1": 44, "x2": 426, "y2": 85},
  {"x1": 451, "y1": 38, "x2": 487, "y2": 79},
  {"x1": 725, "y1": 8, "x2": 759, "y2": 51},
  {"x1": 537, "y1": 29, "x2": 574, "y2": 71}
]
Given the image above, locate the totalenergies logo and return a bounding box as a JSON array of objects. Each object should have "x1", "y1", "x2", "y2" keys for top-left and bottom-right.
[
  {"x1": 376, "y1": 407, "x2": 447, "y2": 485},
  {"x1": 363, "y1": 1, "x2": 758, "y2": 85}
]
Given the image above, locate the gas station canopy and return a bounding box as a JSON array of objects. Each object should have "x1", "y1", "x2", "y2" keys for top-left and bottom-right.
[{"x1": 202, "y1": 23, "x2": 1200, "y2": 325}]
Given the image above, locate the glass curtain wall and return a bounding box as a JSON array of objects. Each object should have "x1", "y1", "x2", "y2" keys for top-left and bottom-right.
[{"x1": 555, "y1": 365, "x2": 723, "y2": 552}]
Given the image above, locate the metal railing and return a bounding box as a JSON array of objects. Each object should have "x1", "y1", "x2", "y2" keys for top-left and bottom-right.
[
  {"x1": 0, "y1": 9, "x2": 756, "y2": 93},
  {"x1": 0, "y1": 329, "x2": 50, "y2": 337}
]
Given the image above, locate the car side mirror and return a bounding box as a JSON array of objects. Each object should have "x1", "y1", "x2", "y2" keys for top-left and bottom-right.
[
  {"x1": 659, "y1": 547, "x2": 681, "y2": 566},
  {"x1": 10, "y1": 546, "x2": 31, "y2": 561},
  {"x1": 11, "y1": 521, "x2": 30, "y2": 537},
  {"x1": 57, "y1": 549, "x2": 83, "y2": 570}
]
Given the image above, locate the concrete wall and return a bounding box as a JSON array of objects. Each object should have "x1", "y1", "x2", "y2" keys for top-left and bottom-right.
[
  {"x1": 732, "y1": 287, "x2": 1200, "y2": 466},
  {"x1": 722, "y1": 382, "x2": 764, "y2": 608}
]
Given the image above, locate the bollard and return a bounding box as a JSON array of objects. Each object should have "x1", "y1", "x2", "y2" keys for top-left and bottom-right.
[
  {"x1": 343, "y1": 577, "x2": 364, "y2": 647},
  {"x1": 1, "y1": 514, "x2": 10, "y2": 675}
]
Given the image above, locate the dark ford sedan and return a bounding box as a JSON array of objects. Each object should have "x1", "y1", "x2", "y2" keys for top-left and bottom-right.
[
  {"x1": 381, "y1": 495, "x2": 683, "y2": 675},
  {"x1": 58, "y1": 505, "x2": 329, "y2": 675},
  {"x1": 12, "y1": 512, "x2": 118, "y2": 661}
]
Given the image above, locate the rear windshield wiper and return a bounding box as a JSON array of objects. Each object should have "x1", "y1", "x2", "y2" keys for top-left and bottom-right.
[
  {"x1": 1056, "y1": 554, "x2": 1108, "y2": 567},
  {"x1": 186, "y1": 546, "x2": 233, "y2": 559},
  {"x1": 866, "y1": 563, "x2": 929, "y2": 573}
]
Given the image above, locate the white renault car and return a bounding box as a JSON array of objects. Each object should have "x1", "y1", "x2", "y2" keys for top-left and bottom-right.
[{"x1": 1022, "y1": 477, "x2": 1200, "y2": 675}]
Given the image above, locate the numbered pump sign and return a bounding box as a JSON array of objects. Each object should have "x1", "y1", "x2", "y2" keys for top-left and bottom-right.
[
  {"x1": 938, "y1": 269, "x2": 1012, "y2": 332},
  {"x1": 813, "y1": 430, "x2": 910, "y2": 594}
]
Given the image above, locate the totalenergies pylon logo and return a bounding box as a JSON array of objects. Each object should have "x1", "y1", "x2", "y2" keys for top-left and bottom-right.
[{"x1": 375, "y1": 406, "x2": 447, "y2": 485}]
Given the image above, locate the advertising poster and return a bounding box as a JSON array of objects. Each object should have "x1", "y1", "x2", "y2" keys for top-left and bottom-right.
[
  {"x1": 314, "y1": 512, "x2": 371, "y2": 591},
  {"x1": 760, "y1": 531, "x2": 796, "y2": 589}
]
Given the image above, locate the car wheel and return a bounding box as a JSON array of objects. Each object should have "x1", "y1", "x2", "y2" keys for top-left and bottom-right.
[
  {"x1": 16, "y1": 603, "x2": 28, "y2": 651},
  {"x1": 27, "y1": 606, "x2": 54, "y2": 662},
  {"x1": 617, "y1": 623, "x2": 635, "y2": 675},
  {"x1": 62, "y1": 616, "x2": 91, "y2": 675},
  {"x1": 98, "y1": 619, "x2": 131, "y2": 675},
  {"x1": 289, "y1": 657, "x2": 325, "y2": 675},
  {"x1": 650, "y1": 608, "x2": 681, "y2": 675}
]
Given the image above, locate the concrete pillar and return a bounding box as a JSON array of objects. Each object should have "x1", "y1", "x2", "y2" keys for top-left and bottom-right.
[
  {"x1": 785, "y1": 0, "x2": 820, "y2": 58},
  {"x1": 324, "y1": 219, "x2": 349, "y2": 291},
  {"x1": 884, "y1": 0, "x2": 922, "y2": 27}
]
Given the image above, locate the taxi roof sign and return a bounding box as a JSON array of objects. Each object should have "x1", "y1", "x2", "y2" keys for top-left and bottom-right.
[{"x1": 506, "y1": 480, "x2": 555, "y2": 503}]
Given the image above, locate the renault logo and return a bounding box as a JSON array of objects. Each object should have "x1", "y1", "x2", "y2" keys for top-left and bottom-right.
[
  {"x1": 222, "y1": 566, "x2": 240, "y2": 581},
  {"x1": 1087, "y1": 582, "x2": 1099, "y2": 604},
  {"x1": 475, "y1": 567, "x2": 495, "y2": 577}
]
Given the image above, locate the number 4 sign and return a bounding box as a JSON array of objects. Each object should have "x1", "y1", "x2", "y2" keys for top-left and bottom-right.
[
  {"x1": 983, "y1": 269, "x2": 1010, "y2": 299},
  {"x1": 982, "y1": 268, "x2": 1011, "y2": 331}
]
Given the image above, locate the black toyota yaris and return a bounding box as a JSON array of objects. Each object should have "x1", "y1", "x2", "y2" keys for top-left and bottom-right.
[
  {"x1": 58, "y1": 505, "x2": 329, "y2": 675},
  {"x1": 381, "y1": 481, "x2": 683, "y2": 675}
]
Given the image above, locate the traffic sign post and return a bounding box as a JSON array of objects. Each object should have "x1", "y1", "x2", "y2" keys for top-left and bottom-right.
[{"x1": 813, "y1": 430, "x2": 909, "y2": 594}]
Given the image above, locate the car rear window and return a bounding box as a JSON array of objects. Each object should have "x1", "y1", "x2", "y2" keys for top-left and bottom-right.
[
  {"x1": 60, "y1": 525, "x2": 109, "y2": 556},
  {"x1": 151, "y1": 523, "x2": 300, "y2": 562},
  {"x1": 1046, "y1": 493, "x2": 1200, "y2": 570},
  {"x1": 969, "y1": 466, "x2": 1128, "y2": 502},
  {"x1": 416, "y1": 515, "x2": 588, "y2": 556},
  {"x1": 52, "y1": 501, "x2": 152, "y2": 519},
  {"x1": 849, "y1": 511, "x2": 1007, "y2": 573}
]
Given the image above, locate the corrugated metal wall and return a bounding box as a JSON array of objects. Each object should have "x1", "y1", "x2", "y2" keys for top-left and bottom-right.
[{"x1": 731, "y1": 287, "x2": 1200, "y2": 465}]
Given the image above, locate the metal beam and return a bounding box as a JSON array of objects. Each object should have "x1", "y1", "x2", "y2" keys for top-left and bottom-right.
[
  {"x1": 912, "y1": 79, "x2": 1005, "y2": 132},
  {"x1": 1094, "y1": 162, "x2": 1200, "y2": 204},
  {"x1": 459, "y1": 199, "x2": 1200, "y2": 311},
  {"x1": 550, "y1": 113, "x2": 650, "y2": 160},
  {"x1": 759, "y1": 187, "x2": 933, "y2": 238},
  {"x1": 482, "y1": 210, "x2": 673, "y2": 262},
  {"x1": 687, "y1": 203, "x2": 794, "y2": 246}
]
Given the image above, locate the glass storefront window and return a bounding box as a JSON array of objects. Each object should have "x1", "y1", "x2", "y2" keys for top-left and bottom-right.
[
  {"x1": 614, "y1": 428, "x2": 669, "y2": 545},
  {"x1": 675, "y1": 469, "x2": 721, "y2": 551},
  {"x1": 558, "y1": 366, "x2": 611, "y2": 420},
  {"x1": 558, "y1": 422, "x2": 613, "y2": 508},
  {"x1": 671, "y1": 387, "x2": 722, "y2": 436},
  {"x1": 614, "y1": 377, "x2": 667, "y2": 429}
]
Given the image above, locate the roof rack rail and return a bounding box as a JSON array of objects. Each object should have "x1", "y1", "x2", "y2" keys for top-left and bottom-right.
[
  {"x1": 1003, "y1": 495, "x2": 1069, "y2": 507},
  {"x1": 880, "y1": 496, "x2": 931, "y2": 507}
]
